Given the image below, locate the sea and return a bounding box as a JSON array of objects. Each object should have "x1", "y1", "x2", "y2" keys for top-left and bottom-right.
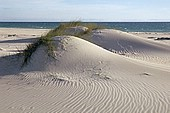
[{"x1": 0, "y1": 22, "x2": 170, "y2": 32}]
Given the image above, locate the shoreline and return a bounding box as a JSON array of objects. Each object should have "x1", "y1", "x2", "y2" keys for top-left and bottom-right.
[
  {"x1": 0, "y1": 27, "x2": 51, "y2": 29},
  {"x1": 0, "y1": 28, "x2": 50, "y2": 36},
  {"x1": 1, "y1": 22, "x2": 170, "y2": 32}
]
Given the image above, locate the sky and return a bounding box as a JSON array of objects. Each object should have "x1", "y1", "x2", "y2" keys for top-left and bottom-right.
[{"x1": 0, "y1": 0, "x2": 170, "y2": 22}]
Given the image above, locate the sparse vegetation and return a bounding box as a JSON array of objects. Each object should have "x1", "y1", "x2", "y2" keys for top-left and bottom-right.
[
  {"x1": 21, "y1": 36, "x2": 54, "y2": 67},
  {"x1": 21, "y1": 21, "x2": 104, "y2": 67}
]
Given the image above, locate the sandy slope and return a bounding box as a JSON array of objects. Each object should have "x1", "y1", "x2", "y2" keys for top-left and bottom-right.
[
  {"x1": 0, "y1": 28, "x2": 170, "y2": 113},
  {"x1": 92, "y1": 29, "x2": 170, "y2": 66},
  {"x1": 130, "y1": 32, "x2": 170, "y2": 46}
]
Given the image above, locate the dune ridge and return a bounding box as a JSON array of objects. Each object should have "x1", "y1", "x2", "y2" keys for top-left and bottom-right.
[{"x1": 92, "y1": 29, "x2": 170, "y2": 66}]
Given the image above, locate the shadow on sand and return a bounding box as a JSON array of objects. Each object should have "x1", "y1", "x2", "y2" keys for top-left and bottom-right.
[
  {"x1": 0, "y1": 38, "x2": 38, "y2": 44},
  {"x1": 0, "y1": 37, "x2": 45, "y2": 76}
]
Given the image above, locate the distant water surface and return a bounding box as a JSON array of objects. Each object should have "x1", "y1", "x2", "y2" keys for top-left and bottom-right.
[{"x1": 0, "y1": 22, "x2": 170, "y2": 32}]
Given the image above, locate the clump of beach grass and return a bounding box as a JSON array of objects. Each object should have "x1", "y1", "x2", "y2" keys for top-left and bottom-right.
[
  {"x1": 21, "y1": 21, "x2": 104, "y2": 67},
  {"x1": 45, "y1": 21, "x2": 103, "y2": 40},
  {"x1": 21, "y1": 36, "x2": 54, "y2": 67}
]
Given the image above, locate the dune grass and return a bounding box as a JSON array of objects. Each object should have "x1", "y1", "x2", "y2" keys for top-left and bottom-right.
[
  {"x1": 44, "y1": 21, "x2": 103, "y2": 39},
  {"x1": 21, "y1": 36, "x2": 54, "y2": 67},
  {"x1": 21, "y1": 21, "x2": 103, "y2": 66}
]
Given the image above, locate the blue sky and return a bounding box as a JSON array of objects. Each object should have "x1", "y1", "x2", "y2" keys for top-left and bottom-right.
[{"x1": 0, "y1": 0, "x2": 170, "y2": 22}]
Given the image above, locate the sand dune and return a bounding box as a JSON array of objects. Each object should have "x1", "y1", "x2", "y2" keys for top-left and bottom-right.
[
  {"x1": 0, "y1": 28, "x2": 170, "y2": 113},
  {"x1": 92, "y1": 29, "x2": 170, "y2": 66}
]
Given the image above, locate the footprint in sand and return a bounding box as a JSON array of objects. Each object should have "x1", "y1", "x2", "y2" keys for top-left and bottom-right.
[{"x1": 140, "y1": 72, "x2": 152, "y2": 77}]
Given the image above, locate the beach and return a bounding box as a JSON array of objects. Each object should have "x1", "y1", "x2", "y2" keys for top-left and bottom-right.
[
  {"x1": 130, "y1": 32, "x2": 170, "y2": 45},
  {"x1": 0, "y1": 28, "x2": 50, "y2": 56},
  {"x1": 0, "y1": 27, "x2": 170, "y2": 113}
]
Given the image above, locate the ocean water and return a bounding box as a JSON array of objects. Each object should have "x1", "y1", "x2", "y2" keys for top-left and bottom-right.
[{"x1": 0, "y1": 22, "x2": 170, "y2": 32}]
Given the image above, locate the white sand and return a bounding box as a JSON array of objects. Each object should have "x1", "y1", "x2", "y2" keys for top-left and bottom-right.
[
  {"x1": 92, "y1": 29, "x2": 170, "y2": 66},
  {"x1": 0, "y1": 28, "x2": 170, "y2": 113},
  {"x1": 130, "y1": 32, "x2": 170, "y2": 46},
  {"x1": 0, "y1": 28, "x2": 50, "y2": 56}
]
